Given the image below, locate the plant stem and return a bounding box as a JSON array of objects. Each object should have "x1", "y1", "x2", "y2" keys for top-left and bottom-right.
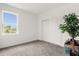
[{"x1": 72, "y1": 37, "x2": 74, "y2": 40}]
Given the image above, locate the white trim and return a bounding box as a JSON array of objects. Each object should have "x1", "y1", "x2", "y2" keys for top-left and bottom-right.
[{"x1": 2, "y1": 10, "x2": 19, "y2": 35}]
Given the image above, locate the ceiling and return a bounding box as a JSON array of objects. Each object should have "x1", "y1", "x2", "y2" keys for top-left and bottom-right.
[{"x1": 8, "y1": 3, "x2": 65, "y2": 15}]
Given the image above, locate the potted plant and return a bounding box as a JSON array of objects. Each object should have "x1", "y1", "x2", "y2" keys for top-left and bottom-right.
[
  {"x1": 59, "y1": 13, "x2": 79, "y2": 40},
  {"x1": 59, "y1": 13, "x2": 79, "y2": 56}
]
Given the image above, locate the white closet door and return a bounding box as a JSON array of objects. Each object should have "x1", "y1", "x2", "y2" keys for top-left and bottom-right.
[{"x1": 42, "y1": 19, "x2": 50, "y2": 41}]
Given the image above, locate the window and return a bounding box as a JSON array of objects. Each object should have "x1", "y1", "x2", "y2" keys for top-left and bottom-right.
[{"x1": 2, "y1": 11, "x2": 18, "y2": 35}]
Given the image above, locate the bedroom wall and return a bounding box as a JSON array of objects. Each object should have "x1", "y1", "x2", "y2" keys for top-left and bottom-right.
[
  {"x1": 0, "y1": 3, "x2": 79, "y2": 48},
  {"x1": 0, "y1": 4, "x2": 38, "y2": 48},
  {"x1": 38, "y1": 4, "x2": 79, "y2": 47}
]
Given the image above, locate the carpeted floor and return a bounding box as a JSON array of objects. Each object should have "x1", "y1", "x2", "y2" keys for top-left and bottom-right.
[{"x1": 0, "y1": 40, "x2": 68, "y2": 56}]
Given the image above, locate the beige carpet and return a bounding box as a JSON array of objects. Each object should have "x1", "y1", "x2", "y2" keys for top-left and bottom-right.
[{"x1": 0, "y1": 40, "x2": 68, "y2": 56}]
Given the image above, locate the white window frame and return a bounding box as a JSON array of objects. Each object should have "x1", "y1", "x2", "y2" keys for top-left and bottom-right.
[{"x1": 2, "y1": 10, "x2": 19, "y2": 35}]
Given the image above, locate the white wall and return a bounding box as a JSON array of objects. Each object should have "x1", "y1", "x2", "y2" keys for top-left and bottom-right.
[
  {"x1": 0, "y1": 4, "x2": 38, "y2": 48},
  {"x1": 0, "y1": 3, "x2": 79, "y2": 48},
  {"x1": 38, "y1": 4, "x2": 79, "y2": 47}
]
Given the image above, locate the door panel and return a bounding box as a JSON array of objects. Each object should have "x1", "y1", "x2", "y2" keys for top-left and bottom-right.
[{"x1": 42, "y1": 20, "x2": 49, "y2": 41}]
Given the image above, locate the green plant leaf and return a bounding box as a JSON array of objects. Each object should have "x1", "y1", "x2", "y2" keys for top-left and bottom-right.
[{"x1": 59, "y1": 13, "x2": 79, "y2": 39}]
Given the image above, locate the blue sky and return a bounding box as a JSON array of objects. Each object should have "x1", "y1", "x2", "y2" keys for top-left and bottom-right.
[{"x1": 4, "y1": 12, "x2": 17, "y2": 26}]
